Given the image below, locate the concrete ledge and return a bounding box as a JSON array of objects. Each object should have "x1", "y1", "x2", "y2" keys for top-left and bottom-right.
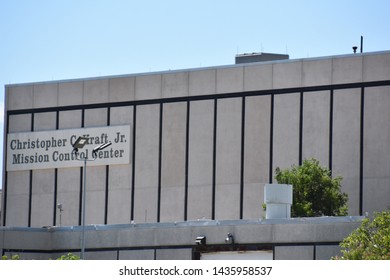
[
  {"x1": 1, "y1": 227, "x2": 51, "y2": 250},
  {"x1": 1, "y1": 216, "x2": 363, "y2": 256}
]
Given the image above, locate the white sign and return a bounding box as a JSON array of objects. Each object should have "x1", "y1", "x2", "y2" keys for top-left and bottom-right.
[{"x1": 7, "y1": 125, "x2": 131, "y2": 171}]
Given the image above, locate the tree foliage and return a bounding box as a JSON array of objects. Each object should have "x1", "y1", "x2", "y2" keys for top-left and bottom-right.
[
  {"x1": 56, "y1": 253, "x2": 80, "y2": 260},
  {"x1": 336, "y1": 211, "x2": 390, "y2": 260},
  {"x1": 1, "y1": 255, "x2": 20, "y2": 260},
  {"x1": 275, "y1": 158, "x2": 348, "y2": 217},
  {"x1": 1, "y1": 253, "x2": 80, "y2": 260}
]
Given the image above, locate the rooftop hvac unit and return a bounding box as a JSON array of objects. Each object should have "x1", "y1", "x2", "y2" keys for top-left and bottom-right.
[{"x1": 264, "y1": 184, "x2": 293, "y2": 219}]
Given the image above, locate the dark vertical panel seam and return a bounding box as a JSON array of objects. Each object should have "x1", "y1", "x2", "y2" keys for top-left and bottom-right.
[
  {"x1": 313, "y1": 245, "x2": 317, "y2": 260},
  {"x1": 329, "y1": 90, "x2": 334, "y2": 173},
  {"x1": 299, "y1": 91, "x2": 304, "y2": 165},
  {"x1": 157, "y1": 103, "x2": 163, "y2": 222},
  {"x1": 28, "y1": 170, "x2": 33, "y2": 227},
  {"x1": 131, "y1": 105, "x2": 137, "y2": 221},
  {"x1": 272, "y1": 245, "x2": 276, "y2": 260},
  {"x1": 78, "y1": 109, "x2": 85, "y2": 226},
  {"x1": 104, "y1": 165, "x2": 109, "y2": 224},
  {"x1": 53, "y1": 111, "x2": 59, "y2": 226},
  {"x1": 53, "y1": 169, "x2": 58, "y2": 226},
  {"x1": 184, "y1": 101, "x2": 190, "y2": 221},
  {"x1": 240, "y1": 96, "x2": 246, "y2": 219},
  {"x1": 2, "y1": 174, "x2": 7, "y2": 226},
  {"x1": 359, "y1": 87, "x2": 365, "y2": 215},
  {"x1": 104, "y1": 107, "x2": 111, "y2": 224},
  {"x1": 2, "y1": 113, "x2": 10, "y2": 226},
  {"x1": 212, "y1": 98, "x2": 218, "y2": 220},
  {"x1": 269, "y1": 94, "x2": 274, "y2": 183},
  {"x1": 52, "y1": 84, "x2": 60, "y2": 226},
  {"x1": 28, "y1": 113, "x2": 34, "y2": 227}
]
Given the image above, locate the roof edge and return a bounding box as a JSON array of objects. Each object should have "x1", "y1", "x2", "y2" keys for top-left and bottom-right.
[{"x1": 5, "y1": 50, "x2": 390, "y2": 88}]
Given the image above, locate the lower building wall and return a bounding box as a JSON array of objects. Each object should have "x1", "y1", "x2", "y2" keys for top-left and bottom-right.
[
  {"x1": 315, "y1": 245, "x2": 342, "y2": 260},
  {"x1": 0, "y1": 217, "x2": 363, "y2": 260},
  {"x1": 0, "y1": 246, "x2": 343, "y2": 260},
  {"x1": 274, "y1": 246, "x2": 314, "y2": 260},
  {"x1": 119, "y1": 249, "x2": 155, "y2": 260},
  {"x1": 0, "y1": 190, "x2": 2, "y2": 226},
  {"x1": 156, "y1": 249, "x2": 193, "y2": 260}
]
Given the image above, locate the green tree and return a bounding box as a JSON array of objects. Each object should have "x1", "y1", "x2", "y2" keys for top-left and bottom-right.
[
  {"x1": 1, "y1": 253, "x2": 80, "y2": 260},
  {"x1": 56, "y1": 253, "x2": 80, "y2": 260},
  {"x1": 1, "y1": 254, "x2": 20, "y2": 260},
  {"x1": 335, "y1": 211, "x2": 390, "y2": 260},
  {"x1": 274, "y1": 158, "x2": 348, "y2": 217}
]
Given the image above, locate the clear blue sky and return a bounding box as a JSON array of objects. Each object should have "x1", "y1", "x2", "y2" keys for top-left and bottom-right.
[{"x1": 1, "y1": 0, "x2": 390, "y2": 187}]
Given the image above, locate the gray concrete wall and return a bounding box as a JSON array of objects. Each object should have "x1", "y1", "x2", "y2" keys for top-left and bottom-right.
[
  {"x1": 8, "y1": 52, "x2": 388, "y2": 110},
  {"x1": 275, "y1": 246, "x2": 314, "y2": 260},
  {"x1": 215, "y1": 97, "x2": 242, "y2": 220},
  {"x1": 0, "y1": 190, "x2": 2, "y2": 225},
  {"x1": 187, "y1": 100, "x2": 214, "y2": 220},
  {"x1": 363, "y1": 86, "x2": 390, "y2": 213},
  {"x1": 332, "y1": 89, "x2": 361, "y2": 215},
  {"x1": 134, "y1": 104, "x2": 160, "y2": 223},
  {"x1": 107, "y1": 107, "x2": 133, "y2": 225},
  {"x1": 302, "y1": 91, "x2": 330, "y2": 166},
  {"x1": 3, "y1": 51, "x2": 390, "y2": 229},
  {"x1": 0, "y1": 217, "x2": 363, "y2": 260},
  {"x1": 273, "y1": 92, "x2": 300, "y2": 170},
  {"x1": 161, "y1": 102, "x2": 187, "y2": 222},
  {"x1": 243, "y1": 95, "x2": 270, "y2": 219}
]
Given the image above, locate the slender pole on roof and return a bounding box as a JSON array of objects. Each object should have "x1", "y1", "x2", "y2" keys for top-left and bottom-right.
[
  {"x1": 80, "y1": 157, "x2": 87, "y2": 260},
  {"x1": 72, "y1": 137, "x2": 112, "y2": 260},
  {"x1": 360, "y1": 36, "x2": 364, "y2": 53}
]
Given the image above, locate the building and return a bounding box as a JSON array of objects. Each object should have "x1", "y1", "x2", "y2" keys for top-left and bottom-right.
[
  {"x1": 0, "y1": 216, "x2": 364, "y2": 260},
  {"x1": 0, "y1": 190, "x2": 2, "y2": 225},
  {"x1": 1, "y1": 50, "x2": 390, "y2": 259}
]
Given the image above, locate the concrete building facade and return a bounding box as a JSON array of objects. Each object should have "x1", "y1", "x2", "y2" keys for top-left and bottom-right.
[
  {"x1": 0, "y1": 190, "x2": 2, "y2": 226},
  {"x1": 1, "y1": 51, "x2": 390, "y2": 259}
]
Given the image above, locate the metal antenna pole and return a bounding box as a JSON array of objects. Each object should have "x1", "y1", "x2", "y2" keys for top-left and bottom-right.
[
  {"x1": 81, "y1": 156, "x2": 87, "y2": 260},
  {"x1": 71, "y1": 137, "x2": 111, "y2": 260}
]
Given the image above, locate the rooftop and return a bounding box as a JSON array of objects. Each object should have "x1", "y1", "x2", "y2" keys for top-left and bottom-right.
[{"x1": 5, "y1": 50, "x2": 390, "y2": 88}]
